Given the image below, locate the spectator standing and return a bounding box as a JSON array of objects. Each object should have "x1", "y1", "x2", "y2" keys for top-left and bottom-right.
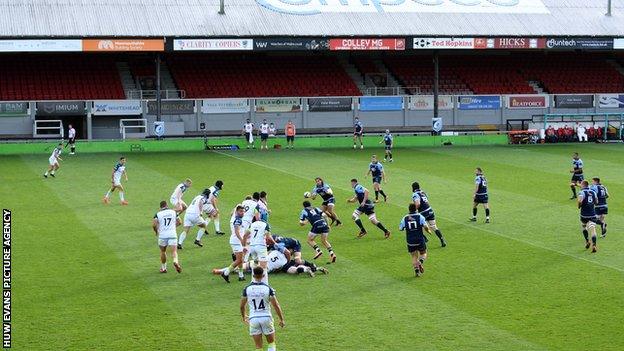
[{"x1": 285, "y1": 120, "x2": 296, "y2": 149}]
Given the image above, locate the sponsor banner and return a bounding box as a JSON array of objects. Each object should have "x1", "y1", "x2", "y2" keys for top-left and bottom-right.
[
  {"x1": 201, "y1": 99, "x2": 250, "y2": 114},
  {"x1": 173, "y1": 39, "x2": 253, "y2": 51},
  {"x1": 507, "y1": 95, "x2": 549, "y2": 109},
  {"x1": 554, "y1": 95, "x2": 594, "y2": 108},
  {"x1": 457, "y1": 96, "x2": 501, "y2": 110},
  {"x1": 147, "y1": 100, "x2": 195, "y2": 115},
  {"x1": 409, "y1": 95, "x2": 453, "y2": 110},
  {"x1": 255, "y1": 98, "x2": 302, "y2": 113},
  {"x1": 0, "y1": 102, "x2": 29, "y2": 116},
  {"x1": 615, "y1": 39, "x2": 624, "y2": 50},
  {"x1": 474, "y1": 38, "x2": 546, "y2": 49},
  {"x1": 82, "y1": 39, "x2": 164, "y2": 52},
  {"x1": 256, "y1": 0, "x2": 549, "y2": 15},
  {"x1": 597, "y1": 94, "x2": 624, "y2": 108},
  {"x1": 413, "y1": 38, "x2": 474, "y2": 49},
  {"x1": 36, "y1": 102, "x2": 86, "y2": 116},
  {"x1": 546, "y1": 38, "x2": 613, "y2": 50},
  {"x1": 330, "y1": 38, "x2": 405, "y2": 51},
  {"x1": 308, "y1": 98, "x2": 353, "y2": 112},
  {"x1": 92, "y1": 100, "x2": 142, "y2": 115},
  {"x1": 359, "y1": 96, "x2": 403, "y2": 111},
  {"x1": 0, "y1": 39, "x2": 82, "y2": 52},
  {"x1": 254, "y1": 38, "x2": 329, "y2": 51}
]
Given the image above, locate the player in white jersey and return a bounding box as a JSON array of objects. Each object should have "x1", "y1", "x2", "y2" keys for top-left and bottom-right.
[
  {"x1": 177, "y1": 188, "x2": 210, "y2": 249},
  {"x1": 242, "y1": 219, "x2": 276, "y2": 284},
  {"x1": 241, "y1": 193, "x2": 261, "y2": 232},
  {"x1": 211, "y1": 205, "x2": 247, "y2": 282},
  {"x1": 103, "y1": 157, "x2": 128, "y2": 205},
  {"x1": 268, "y1": 123, "x2": 276, "y2": 137},
  {"x1": 67, "y1": 124, "x2": 76, "y2": 155},
  {"x1": 240, "y1": 267, "x2": 285, "y2": 351},
  {"x1": 259, "y1": 119, "x2": 270, "y2": 150},
  {"x1": 170, "y1": 178, "x2": 192, "y2": 213},
  {"x1": 242, "y1": 119, "x2": 255, "y2": 149},
  {"x1": 201, "y1": 180, "x2": 225, "y2": 236},
  {"x1": 43, "y1": 143, "x2": 63, "y2": 178},
  {"x1": 152, "y1": 201, "x2": 182, "y2": 273}
]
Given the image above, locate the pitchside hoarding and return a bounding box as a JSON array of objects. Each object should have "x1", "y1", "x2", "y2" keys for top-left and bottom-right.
[
  {"x1": 255, "y1": 99, "x2": 302, "y2": 113},
  {"x1": 0, "y1": 102, "x2": 29, "y2": 116},
  {"x1": 554, "y1": 95, "x2": 594, "y2": 108},
  {"x1": 173, "y1": 39, "x2": 254, "y2": 51},
  {"x1": 457, "y1": 96, "x2": 501, "y2": 110},
  {"x1": 92, "y1": 100, "x2": 142, "y2": 115},
  {"x1": 254, "y1": 38, "x2": 329, "y2": 51},
  {"x1": 147, "y1": 100, "x2": 195, "y2": 115},
  {"x1": 359, "y1": 96, "x2": 403, "y2": 111},
  {"x1": 598, "y1": 94, "x2": 624, "y2": 108},
  {"x1": 507, "y1": 95, "x2": 549, "y2": 109},
  {"x1": 308, "y1": 98, "x2": 353, "y2": 112},
  {"x1": 546, "y1": 38, "x2": 613, "y2": 50},
  {"x1": 202, "y1": 99, "x2": 250, "y2": 114},
  {"x1": 409, "y1": 96, "x2": 453, "y2": 110},
  {"x1": 330, "y1": 38, "x2": 405, "y2": 51},
  {"x1": 83, "y1": 39, "x2": 164, "y2": 52},
  {"x1": 36, "y1": 102, "x2": 86, "y2": 116},
  {"x1": 413, "y1": 38, "x2": 474, "y2": 49}
]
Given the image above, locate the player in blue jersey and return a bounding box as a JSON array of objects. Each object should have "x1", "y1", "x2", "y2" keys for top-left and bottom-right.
[
  {"x1": 366, "y1": 155, "x2": 387, "y2": 203},
  {"x1": 400, "y1": 204, "x2": 433, "y2": 277},
  {"x1": 300, "y1": 201, "x2": 336, "y2": 263},
  {"x1": 470, "y1": 167, "x2": 490, "y2": 223},
  {"x1": 590, "y1": 177, "x2": 609, "y2": 237},
  {"x1": 353, "y1": 117, "x2": 364, "y2": 149},
  {"x1": 347, "y1": 179, "x2": 391, "y2": 239},
  {"x1": 569, "y1": 152, "x2": 584, "y2": 199},
  {"x1": 412, "y1": 182, "x2": 447, "y2": 247},
  {"x1": 578, "y1": 180, "x2": 599, "y2": 252},
  {"x1": 270, "y1": 235, "x2": 302, "y2": 264},
  {"x1": 379, "y1": 130, "x2": 393, "y2": 162},
  {"x1": 309, "y1": 177, "x2": 342, "y2": 226}
]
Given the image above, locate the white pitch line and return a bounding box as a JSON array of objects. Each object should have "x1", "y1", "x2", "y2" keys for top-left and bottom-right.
[{"x1": 213, "y1": 150, "x2": 624, "y2": 274}]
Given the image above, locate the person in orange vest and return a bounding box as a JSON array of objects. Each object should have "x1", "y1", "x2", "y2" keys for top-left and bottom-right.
[{"x1": 285, "y1": 120, "x2": 296, "y2": 149}]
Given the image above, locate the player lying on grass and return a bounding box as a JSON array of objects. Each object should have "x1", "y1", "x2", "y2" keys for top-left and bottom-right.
[
  {"x1": 308, "y1": 177, "x2": 342, "y2": 226},
  {"x1": 300, "y1": 201, "x2": 336, "y2": 263},
  {"x1": 348, "y1": 179, "x2": 390, "y2": 239},
  {"x1": 270, "y1": 234, "x2": 303, "y2": 265},
  {"x1": 152, "y1": 201, "x2": 182, "y2": 274},
  {"x1": 400, "y1": 204, "x2": 432, "y2": 277},
  {"x1": 213, "y1": 248, "x2": 328, "y2": 278},
  {"x1": 169, "y1": 178, "x2": 192, "y2": 213},
  {"x1": 103, "y1": 156, "x2": 128, "y2": 205}
]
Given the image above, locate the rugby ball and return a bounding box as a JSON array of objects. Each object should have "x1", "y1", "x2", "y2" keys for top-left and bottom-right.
[{"x1": 303, "y1": 191, "x2": 311, "y2": 198}]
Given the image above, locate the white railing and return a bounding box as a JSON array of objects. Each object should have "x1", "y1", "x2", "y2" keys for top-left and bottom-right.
[
  {"x1": 119, "y1": 119, "x2": 147, "y2": 140},
  {"x1": 126, "y1": 90, "x2": 186, "y2": 100},
  {"x1": 33, "y1": 120, "x2": 63, "y2": 138}
]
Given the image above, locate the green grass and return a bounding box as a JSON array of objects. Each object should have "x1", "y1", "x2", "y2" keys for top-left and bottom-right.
[{"x1": 4, "y1": 143, "x2": 624, "y2": 350}]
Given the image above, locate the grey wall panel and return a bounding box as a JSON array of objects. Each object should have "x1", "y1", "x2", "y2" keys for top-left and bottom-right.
[
  {"x1": 307, "y1": 111, "x2": 353, "y2": 128},
  {"x1": 0, "y1": 117, "x2": 32, "y2": 135}
]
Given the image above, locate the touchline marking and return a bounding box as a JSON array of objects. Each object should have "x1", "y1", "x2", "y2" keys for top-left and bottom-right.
[{"x1": 214, "y1": 150, "x2": 624, "y2": 274}]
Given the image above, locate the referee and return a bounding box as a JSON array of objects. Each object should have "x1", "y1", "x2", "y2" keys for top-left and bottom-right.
[{"x1": 67, "y1": 124, "x2": 76, "y2": 155}]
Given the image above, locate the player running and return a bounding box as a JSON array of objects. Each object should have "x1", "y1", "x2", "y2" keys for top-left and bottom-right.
[
  {"x1": 569, "y1": 152, "x2": 584, "y2": 200},
  {"x1": 309, "y1": 177, "x2": 342, "y2": 226},
  {"x1": 470, "y1": 167, "x2": 490, "y2": 223},
  {"x1": 300, "y1": 201, "x2": 336, "y2": 263},
  {"x1": 379, "y1": 130, "x2": 393, "y2": 162},
  {"x1": 67, "y1": 124, "x2": 76, "y2": 155},
  {"x1": 259, "y1": 119, "x2": 270, "y2": 150},
  {"x1": 43, "y1": 143, "x2": 63, "y2": 178},
  {"x1": 152, "y1": 201, "x2": 182, "y2": 273},
  {"x1": 347, "y1": 179, "x2": 391, "y2": 239},
  {"x1": 578, "y1": 180, "x2": 599, "y2": 253},
  {"x1": 169, "y1": 178, "x2": 192, "y2": 213},
  {"x1": 412, "y1": 182, "x2": 447, "y2": 247},
  {"x1": 241, "y1": 218, "x2": 275, "y2": 284},
  {"x1": 353, "y1": 117, "x2": 364, "y2": 149},
  {"x1": 399, "y1": 204, "x2": 432, "y2": 277},
  {"x1": 240, "y1": 266, "x2": 285, "y2": 351},
  {"x1": 202, "y1": 180, "x2": 225, "y2": 235},
  {"x1": 366, "y1": 155, "x2": 387, "y2": 203},
  {"x1": 591, "y1": 177, "x2": 609, "y2": 237},
  {"x1": 243, "y1": 119, "x2": 255, "y2": 149},
  {"x1": 271, "y1": 235, "x2": 303, "y2": 265},
  {"x1": 177, "y1": 188, "x2": 211, "y2": 249},
  {"x1": 103, "y1": 157, "x2": 128, "y2": 205}
]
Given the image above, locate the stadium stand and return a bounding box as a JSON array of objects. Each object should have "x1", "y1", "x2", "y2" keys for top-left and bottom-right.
[
  {"x1": 0, "y1": 55, "x2": 124, "y2": 101},
  {"x1": 168, "y1": 54, "x2": 362, "y2": 98}
]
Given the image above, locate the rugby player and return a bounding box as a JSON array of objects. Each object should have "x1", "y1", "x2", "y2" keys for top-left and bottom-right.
[
  {"x1": 347, "y1": 179, "x2": 390, "y2": 239},
  {"x1": 366, "y1": 155, "x2": 387, "y2": 203},
  {"x1": 169, "y1": 178, "x2": 192, "y2": 213},
  {"x1": 412, "y1": 182, "x2": 447, "y2": 247},
  {"x1": 399, "y1": 204, "x2": 432, "y2": 277},
  {"x1": 590, "y1": 177, "x2": 609, "y2": 237},
  {"x1": 379, "y1": 130, "x2": 393, "y2": 162},
  {"x1": 103, "y1": 156, "x2": 128, "y2": 205},
  {"x1": 43, "y1": 143, "x2": 63, "y2": 178},
  {"x1": 152, "y1": 201, "x2": 182, "y2": 273},
  {"x1": 569, "y1": 152, "x2": 584, "y2": 199},
  {"x1": 309, "y1": 177, "x2": 342, "y2": 226},
  {"x1": 300, "y1": 201, "x2": 336, "y2": 263},
  {"x1": 470, "y1": 168, "x2": 490, "y2": 223},
  {"x1": 578, "y1": 180, "x2": 599, "y2": 252}
]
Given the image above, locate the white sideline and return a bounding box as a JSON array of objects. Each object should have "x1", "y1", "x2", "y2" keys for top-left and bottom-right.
[{"x1": 214, "y1": 150, "x2": 624, "y2": 274}]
